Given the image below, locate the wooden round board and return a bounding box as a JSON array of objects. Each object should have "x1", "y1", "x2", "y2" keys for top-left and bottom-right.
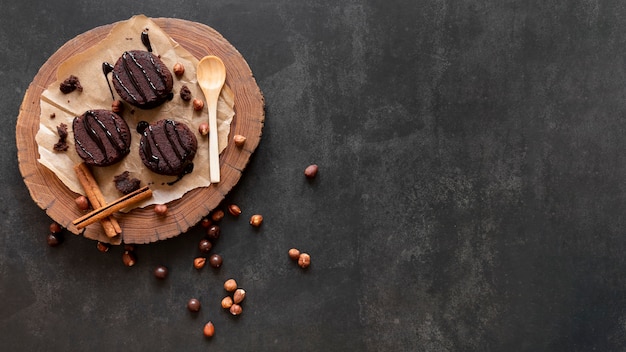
[{"x1": 16, "y1": 18, "x2": 265, "y2": 244}]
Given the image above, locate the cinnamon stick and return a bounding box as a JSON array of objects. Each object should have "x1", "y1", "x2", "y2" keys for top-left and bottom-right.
[
  {"x1": 73, "y1": 186, "x2": 153, "y2": 229},
  {"x1": 73, "y1": 163, "x2": 121, "y2": 237}
]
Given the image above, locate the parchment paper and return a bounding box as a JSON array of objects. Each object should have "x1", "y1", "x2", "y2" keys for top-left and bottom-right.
[{"x1": 36, "y1": 15, "x2": 234, "y2": 209}]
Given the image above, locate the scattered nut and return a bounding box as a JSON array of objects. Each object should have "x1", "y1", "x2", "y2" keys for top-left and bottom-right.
[
  {"x1": 122, "y1": 251, "x2": 136, "y2": 267},
  {"x1": 209, "y1": 254, "x2": 223, "y2": 268},
  {"x1": 193, "y1": 257, "x2": 206, "y2": 269},
  {"x1": 211, "y1": 209, "x2": 225, "y2": 222},
  {"x1": 47, "y1": 233, "x2": 62, "y2": 247},
  {"x1": 224, "y1": 278, "x2": 237, "y2": 292},
  {"x1": 154, "y1": 204, "x2": 168, "y2": 216},
  {"x1": 198, "y1": 122, "x2": 209, "y2": 136},
  {"x1": 96, "y1": 241, "x2": 110, "y2": 253},
  {"x1": 233, "y1": 288, "x2": 246, "y2": 304},
  {"x1": 288, "y1": 248, "x2": 301, "y2": 261},
  {"x1": 229, "y1": 304, "x2": 243, "y2": 316},
  {"x1": 199, "y1": 238, "x2": 212, "y2": 253},
  {"x1": 124, "y1": 244, "x2": 135, "y2": 252},
  {"x1": 200, "y1": 218, "x2": 212, "y2": 229},
  {"x1": 75, "y1": 195, "x2": 89, "y2": 210},
  {"x1": 221, "y1": 296, "x2": 233, "y2": 309},
  {"x1": 187, "y1": 298, "x2": 201, "y2": 312},
  {"x1": 206, "y1": 224, "x2": 220, "y2": 240},
  {"x1": 153, "y1": 265, "x2": 168, "y2": 279},
  {"x1": 49, "y1": 222, "x2": 62, "y2": 234},
  {"x1": 298, "y1": 253, "x2": 311, "y2": 269},
  {"x1": 249, "y1": 214, "x2": 263, "y2": 227},
  {"x1": 173, "y1": 62, "x2": 185, "y2": 76},
  {"x1": 203, "y1": 321, "x2": 215, "y2": 338},
  {"x1": 193, "y1": 99, "x2": 204, "y2": 111},
  {"x1": 111, "y1": 100, "x2": 124, "y2": 113},
  {"x1": 233, "y1": 134, "x2": 246, "y2": 147},
  {"x1": 304, "y1": 164, "x2": 319, "y2": 179},
  {"x1": 228, "y1": 204, "x2": 242, "y2": 217}
]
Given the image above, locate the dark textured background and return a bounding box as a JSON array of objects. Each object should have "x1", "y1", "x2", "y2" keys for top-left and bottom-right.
[{"x1": 2, "y1": 0, "x2": 626, "y2": 351}]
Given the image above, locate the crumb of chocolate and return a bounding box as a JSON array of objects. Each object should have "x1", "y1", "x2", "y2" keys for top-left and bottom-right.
[
  {"x1": 180, "y1": 85, "x2": 192, "y2": 101},
  {"x1": 59, "y1": 75, "x2": 83, "y2": 94},
  {"x1": 114, "y1": 171, "x2": 141, "y2": 195},
  {"x1": 53, "y1": 123, "x2": 69, "y2": 152},
  {"x1": 50, "y1": 113, "x2": 56, "y2": 119}
]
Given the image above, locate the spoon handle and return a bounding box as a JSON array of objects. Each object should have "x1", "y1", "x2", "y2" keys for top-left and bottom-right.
[{"x1": 207, "y1": 92, "x2": 220, "y2": 183}]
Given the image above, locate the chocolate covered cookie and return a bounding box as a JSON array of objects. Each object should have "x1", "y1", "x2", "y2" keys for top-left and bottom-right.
[
  {"x1": 111, "y1": 50, "x2": 173, "y2": 109},
  {"x1": 139, "y1": 119, "x2": 197, "y2": 176},
  {"x1": 73, "y1": 109, "x2": 132, "y2": 166}
]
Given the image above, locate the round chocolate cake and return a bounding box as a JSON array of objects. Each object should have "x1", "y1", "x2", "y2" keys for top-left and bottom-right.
[
  {"x1": 139, "y1": 119, "x2": 197, "y2": 176},
  {"x1": 112, "y1": 50, "x2": 173, "y2": 109},
  {"x1": 73, "y1": 109, "x2": 132, "y2": 166}
]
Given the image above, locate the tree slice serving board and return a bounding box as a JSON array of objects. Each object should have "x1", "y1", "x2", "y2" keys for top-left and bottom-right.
[{"x1": 16, "y1": 18, "x2": 265, "y2": 244}]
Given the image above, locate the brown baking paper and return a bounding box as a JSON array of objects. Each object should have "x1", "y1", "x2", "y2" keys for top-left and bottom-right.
[{"x1": 36, "y1": 15, "x2": 234, "y2": 209}]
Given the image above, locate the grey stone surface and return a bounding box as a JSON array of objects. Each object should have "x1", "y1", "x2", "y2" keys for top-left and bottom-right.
[{"x1": 2, "y1": 0, "x2": 626, "y2": 351}]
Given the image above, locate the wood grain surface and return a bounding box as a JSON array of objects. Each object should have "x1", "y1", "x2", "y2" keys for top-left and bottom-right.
[{"x1": 16, "y1": 18, "x2": 265, "y2": 244}]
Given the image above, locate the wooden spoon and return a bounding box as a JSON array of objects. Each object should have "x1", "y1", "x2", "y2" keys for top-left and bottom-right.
[{"x1": 197, "y1": 55, "x2": 226, "y2": 183}]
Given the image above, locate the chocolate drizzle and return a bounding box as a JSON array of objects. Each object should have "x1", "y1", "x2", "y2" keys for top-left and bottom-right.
[
  {"x1": 141, "y1": 30, "x2": 152, "y2": 52},
  {"x1": 102, "y1": 62, "x2": 115, "y2": 100}
]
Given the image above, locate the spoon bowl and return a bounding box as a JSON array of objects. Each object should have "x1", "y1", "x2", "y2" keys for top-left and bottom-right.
[{"x1": 197, "y1": 55, "x2": 226, "y2": 183}]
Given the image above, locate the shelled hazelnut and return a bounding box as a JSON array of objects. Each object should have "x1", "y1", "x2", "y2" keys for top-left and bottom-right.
[
  {"x1": 304, "y1": 164, "x2": 319, "y2": 179},
  {"x1": 187, "y1": 298, "x2": 201, "y2": 312},
  {"x1": 122, "y1": 251, "x2": 136, "y2": 267},
  {"x1": 298, "y1": 253, "x2": 311, "y2": 269},
  {"x1": 173, "y1": 62, "x2": 185, "y2": 76},
  {"x1": 47, "y1": 233, "x2": 62, "y2": 247},
  {"x1": 198, "y1": 122, "x2": 209, "y2": 136},
  {"x1": 228, "y1": 204, "x2": 242, "y2": 217},
  {"x1": 249, "y1": 214, "x2": 263, "y2": 227},
  {"x1": 203, "y1": 321, "x2": 215, "y2": 338},
  {"x1": 154, "y1": 204, "x2": 168, "y2": 216},
  {"x1": 153, "y1": 265, "x2": 168, "y2": 279},
  {"x1": 233, "y1": 289, "x2": 246, "y2": 304},
  {"x1": 198, "y1": 239, "x2": 212, "y2": 253},
  {"x1": 193, "y1": 99, "x2": 204, "y2": 111},
  {"x1": 223, "y1": 278, "x2": 237, "y2": 292},
  {"x1": 211, "y1": 209, "x2": 225, "y2": 222},
  {"x1": 233, "y1": 134, "x2": 246, "y2": 147},
  {"x1": 206, "y1": 225, "x2": 220, "y2": 241},
  {"x1": 111, "y1": 100, "x2": 124, "y2": 113},
  {"x1": 49, "y1": 222, "x2": 62, "y2": 234},
  {"x1": 288, "y1": 248, "x2": 301, "y2": 261},
  {"x1": 221, "y1": 296, "x2": 233, "y2": 309},
  {"x1": 193, "y1": 257, "x2": 206, "y2": 269},
  {"x1": 209, "y1": 254, "x2": 223, "y2": 268},
  {"x1": 229, "y1": 304, "x2": 243, "y2": 316},
  {"x1": 75, "y1": 195, "x2": 89, "y2": 210},
  {"x1": 97, "y1": 241, "x2": 110, "y2": 253}
]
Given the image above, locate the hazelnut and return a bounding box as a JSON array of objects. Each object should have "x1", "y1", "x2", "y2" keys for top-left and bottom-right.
[
  {"x1": 124, "y1": 244, "x2": 135, "y2": 252},
  {"x1": 203, "y1": 321, "x2": 215, "y2": 338},
  {"x1": 49, "y1": 222, "x2": 62, "y2": 234},
  {"x1": 233, "y1": 134, "x2": 246, "y2": 147},
  {"x1": 153, "y1": 265, "x2": 168, "y2": 279},
  {"x1": 228, "y1": 204, "x2": 242, "y2": 217},
  {"x1": 47, "y1": 233, "x2": 62, "y2": 247},
  {"x1": 200, "y1": 218, "x2": 212, "y2": 228},
  {"x1": 211, "y1": 209, "x2": 225, "y2": 222},
  {"x1": 97, "y1": 241, "x2": 110, "y2": 253},
  {"x1": 304, "y1": 164, "x2": 319, "y2": 179},
  {"x1": 223, "y1": 278, "x2": 237, "y2": 292},
  {"x1": 187, "y1": 298, "x2": 201, "y2": 312},
  {"x1": 298, "y1": 253, "x2": 311, "y2": 269},
  {"x1": 233, "y1": 288, "x2": 246, "y2": 304},
  {"x1": 249, "y1": 214, "x2": 263, "y2": 227},
  {"x1": 229, "y1": 304, "x2": 243, "y2": 316},
  {"x1": 122, "y1": 251, "x2": 136, "y2": 267},
  {"x1": 198, "y1": 122, "x2": 209, "y2": 136},
  {"x1": 209, "y1": 254, "x2": 223, "y2": 268},
  {"x1": 206, "y1": 224, "x2": 220, "y2": 240},
  {"x1": 221, "y1": 296, "x2": 233, "y2": 309},
  {"x1": 111, "y1": 100, "x2": 124, "y2": 113},
  {"x1": 193, "y1": 257, "x2": 206, "y2": 269},
  {"x1": 288, "y1": 248, "x2": 300, "y2": 261},
  {"x1": 198, "y1": 239, "x2": 212, "y2": 253},
  {"x1": 75, "y1": 195, "x2": 89, "y2": 210},
  {"x1": 193, "y1": 99, "x2": 204, "y2": 111},
  {"x1": 173, "y1": 62, "x2": 185, "y2": 76},
  {"x1": 154, "y1": 204, "x2": 168, "y2": 216}
]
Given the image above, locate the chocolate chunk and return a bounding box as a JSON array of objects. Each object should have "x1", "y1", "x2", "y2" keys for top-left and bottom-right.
[
  {"x1": 180, "y1": 85, "x2": 192, "y2": 101},
  {"x1": 53, "y1": 123, "x2": 69, "y2": 152},
  {"x1": 59, "y1": 75, "x2": 83, "y2": 94},
  {"x1": 114, "y1": 171, "x2": 142, "y2": 194}
]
